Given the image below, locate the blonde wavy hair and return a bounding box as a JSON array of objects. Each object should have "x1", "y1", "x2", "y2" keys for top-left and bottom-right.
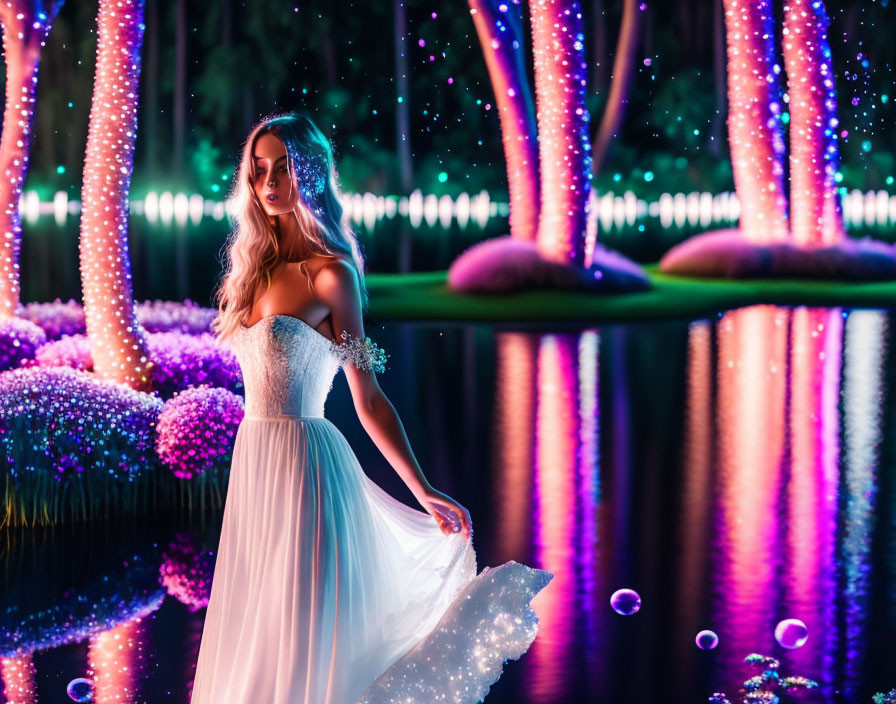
[{"x1": 212, "y1": 112, "x2": 368, "y2": 341}]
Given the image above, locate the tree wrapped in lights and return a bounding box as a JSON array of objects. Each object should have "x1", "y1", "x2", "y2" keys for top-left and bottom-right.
[
  {"x1": 719, "y1": 0, "x2": 789, "y2": 244},
  {"x1": 660, "y1": 0, "x2": 896, "y2": 279},
  {"x1": 782, "y1": 0, "x2": 845, "y2": 247},
  {"x1": 529, "y1": 0, "x2": 592, "y2": 265},
  {"x1": 467, "y1": 0, "x2": 539, "y2": 243},
  {"x1": 0, "y1": 0, "x2": 64, "y2": 320},
  {"x1": 449, "y1": 0, "x2": 649, "y2": 293},
  {"x1": 79, "y1": 0, "x2": 153, "y2": 390}
]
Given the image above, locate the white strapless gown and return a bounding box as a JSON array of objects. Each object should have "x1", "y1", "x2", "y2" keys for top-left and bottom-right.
[{"x1": 190, "y1": 315, "x2": 552, "y2": 704}]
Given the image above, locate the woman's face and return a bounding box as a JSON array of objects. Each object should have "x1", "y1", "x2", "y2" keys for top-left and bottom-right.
[{"x1": 251, "y1": 132, "x2": 298, "y2": 216}]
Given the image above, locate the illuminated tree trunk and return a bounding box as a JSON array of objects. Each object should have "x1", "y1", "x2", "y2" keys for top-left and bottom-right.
[
  {"x1": 0, "y1": 1, "x2": 63, "y2": 319},
  {"x1": 782, "y1": 0, "x2": 845, "y2": 247},
  {"x1": 468, "y1": 0, "x2": 540, "y2": 241},
  {"x1": 722, "y1": 0, "x2": 789, "y2": 243},
  {"x1": 529, "y1": 0, "x2": 593, "y2": 266},
  {"x1": 80, "y1": 0, "x2": 152, "y2": 391},
  {"x1": 590, "y1": 0, "x2": 643, "y2": 177}
]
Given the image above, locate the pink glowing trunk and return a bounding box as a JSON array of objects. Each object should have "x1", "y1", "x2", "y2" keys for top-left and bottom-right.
[
  {"x1": 782, "y1": 0, "x2": 846, "y2": 246},
  {"x1": 722, "y1": 0, "x2": 789, "y2": 243},
  {"x1": 0, "y1": 3, "x2": 61, "y2": 319},
  {"x1": 79, "y1": 0, "x2": 152, "y2": 391},
  {"x1": 469, "y1": 0, "x2": 540, "y2": 241},
  {"x1": 529, "y1": 0, "x2": 593, "y2": 266}
]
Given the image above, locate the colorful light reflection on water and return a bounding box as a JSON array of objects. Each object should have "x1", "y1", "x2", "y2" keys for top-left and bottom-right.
[
  {"x1": 490, "y1": 305, "x2": 894, "y2": 702},
  {"x1": 1, "y1": 305, "x2": 894, "y2": 703}
]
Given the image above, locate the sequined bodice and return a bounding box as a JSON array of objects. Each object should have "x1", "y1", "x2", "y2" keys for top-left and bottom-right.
[{"x1": 232, "y1": 315, "x2": 342, "y2": 418}]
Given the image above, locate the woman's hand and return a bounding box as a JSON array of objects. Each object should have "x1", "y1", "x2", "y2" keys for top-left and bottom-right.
[{"x1": 418, "y1": 486, "x2": 473, "y2": 540}]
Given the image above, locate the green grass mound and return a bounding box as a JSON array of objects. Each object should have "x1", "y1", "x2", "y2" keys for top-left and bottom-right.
[{"x1": 365, "y1": 266, "x2": 896, "y2": 323}]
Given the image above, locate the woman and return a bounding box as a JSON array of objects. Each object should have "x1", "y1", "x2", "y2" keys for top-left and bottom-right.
[{"x1": 191, "y1": 112, "x2": 551, "y2": 704}]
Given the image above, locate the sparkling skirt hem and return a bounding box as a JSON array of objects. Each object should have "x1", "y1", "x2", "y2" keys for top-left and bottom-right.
[{"x1": 356, "y1": 560, "x2": 552, "y2": 704}]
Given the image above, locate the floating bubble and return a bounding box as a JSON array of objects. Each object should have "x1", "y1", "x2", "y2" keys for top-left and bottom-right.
[
  {"x1": 774, "y1": 618, "x2": 809, "y2": 649},
  {"x1": 696, "y1": 629, "x2": 719, "y2": 649},
  {"x1": 610, "y1": 588, "x2": 641, "y2": 615},
  {"x1": 67, "y1": 678, "x2": 94, "y2": 702}
]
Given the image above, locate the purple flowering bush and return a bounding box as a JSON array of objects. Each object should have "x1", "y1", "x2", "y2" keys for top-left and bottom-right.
[
  {"x1": 0, "y1": 366, "x2": 162, "y2": 479},
  {"x1": 34, "y1": 334, "x2": 92, "y2": 370},
  {"x1": 146, "y1": 332, "x2": 243, "y2": 398},
  {"x1": 136, "y1": 299, "x2": 217, "y2": 335},
  {"x1": 35, "y1": 332, "x2": 242, "y2": 399},
  {"x1": 19, "y1": 299, "x2": 85, "y2": 340},
  {"x1": 156, "y1": 385, "x2": 244, "y2": 479},
  {"x1": 19, "y1": 299, "x2": 217, "y2": 340},
  {"x1": 0, "y1": 317, "x2": 47, "y2": 371},
  {"x1": 0, "y1": 300, "x2": 238, "y2": 525}
]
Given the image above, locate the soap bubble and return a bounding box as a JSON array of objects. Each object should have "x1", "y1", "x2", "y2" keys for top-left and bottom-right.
[
  {"x1": 610, "y1": 588, "x2": 641, "y2": 615},
  {"x1": 66, "y1": 678, "x2": 94, "y2": 702},
  {"x1": 774, "y1": 618, "x2": 809, "y2": 649},
  {"x1": 695, "y1": 629, "x2": 719, "y2": 649}
]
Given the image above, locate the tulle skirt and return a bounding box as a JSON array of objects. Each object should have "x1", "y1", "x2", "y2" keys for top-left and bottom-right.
[{"x1": 190, "y1": 416, "x2": 551, "y2": 704}]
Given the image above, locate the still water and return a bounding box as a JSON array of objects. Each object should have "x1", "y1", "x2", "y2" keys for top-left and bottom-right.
[{"x1": 1, "y1": 304, "x2": 894, "y2": 703}]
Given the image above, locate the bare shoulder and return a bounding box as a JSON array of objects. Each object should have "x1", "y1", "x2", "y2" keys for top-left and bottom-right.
[{"x1": 310, "y1": 256, "x2": 358, "y2": 294}]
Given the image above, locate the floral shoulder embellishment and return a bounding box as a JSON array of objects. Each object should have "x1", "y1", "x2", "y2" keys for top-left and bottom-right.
[{"x1": 329, "y1": 330, "x2": 389, "y2": 373}]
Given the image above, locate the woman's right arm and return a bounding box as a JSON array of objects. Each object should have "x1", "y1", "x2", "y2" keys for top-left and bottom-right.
[{"x1": 313, "y1": 259, "x2": 472, "y2": 539}]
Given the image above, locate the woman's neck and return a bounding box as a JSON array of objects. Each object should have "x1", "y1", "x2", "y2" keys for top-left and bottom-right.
[{"x1": 276, "y1": 212, "x2": 310, "y2": 261}]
